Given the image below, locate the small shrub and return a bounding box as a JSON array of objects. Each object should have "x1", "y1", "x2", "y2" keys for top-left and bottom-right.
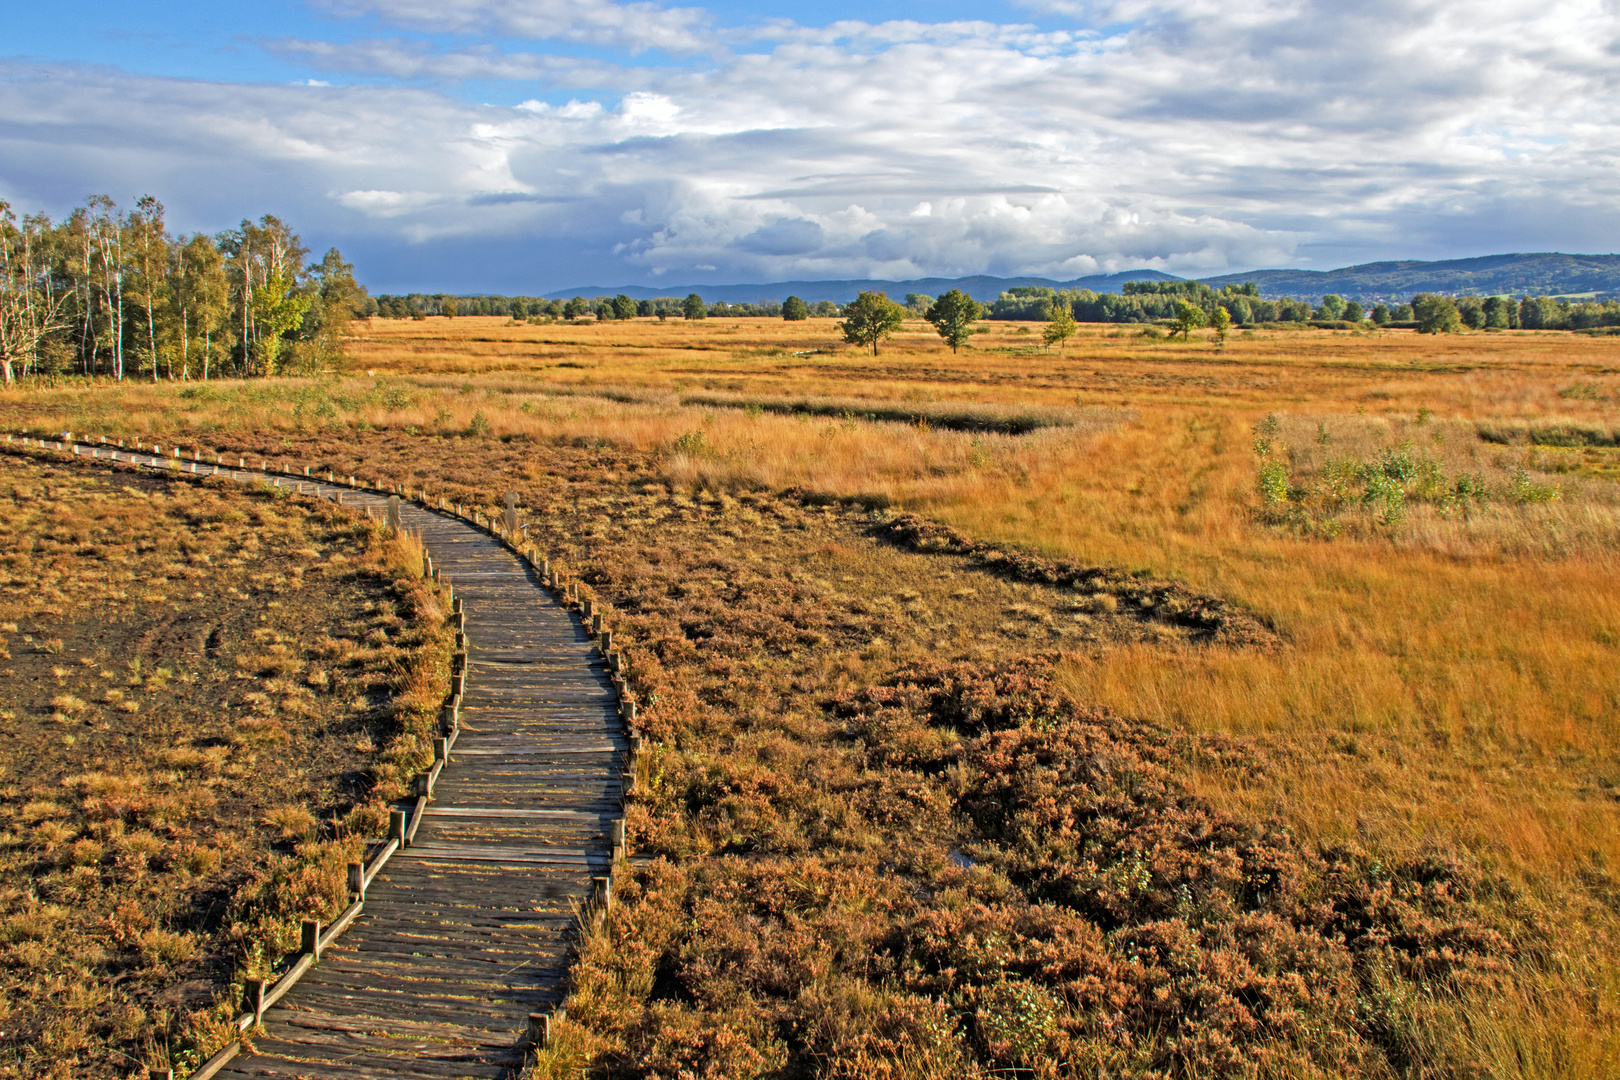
[
  {"x1": 1506, "y1": 466, "x2": 1560, "y2": 504},
  {"x1": 1257, "y1": 461, "x2": 1290, "y2": 506},
  {"x1": 1252, "y1": 413, "x2": 1281, "y2": 456},
  {"x1": 672, "y1": 429, "x2": 712, "y2": 457}
]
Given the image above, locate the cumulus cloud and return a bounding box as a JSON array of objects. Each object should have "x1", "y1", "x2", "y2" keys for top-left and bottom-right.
[{"x1": 3, "y1": 0, "x2": 1619, "y2": 291}]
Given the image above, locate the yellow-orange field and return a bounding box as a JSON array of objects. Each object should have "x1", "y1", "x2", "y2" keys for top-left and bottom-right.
[{"x1": 6, "y1": 313, "x2": 1620, "y2": 1071}]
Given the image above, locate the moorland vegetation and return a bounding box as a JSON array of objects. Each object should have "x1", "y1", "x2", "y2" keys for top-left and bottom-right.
[
  {"x1": 0, "y1": 452, "x2": 449, "y2": 1078},
  {"x1": 1, "y1": 309, "x2": 1617, "y2": 1077}
]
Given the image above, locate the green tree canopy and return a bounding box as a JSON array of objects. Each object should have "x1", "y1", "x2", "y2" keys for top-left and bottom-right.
[
  {"x1": 782, "y1": 295, "x2": 809, "y2": 321},
  {"x1": 683, "y1": 293, "x2": 706, "y2": 320},
  {"x1": 1042, "y1": 300, "x2": 1077, "y2": 353},
  {"x1": 839, "y1": 290, "x2": 906, "y2": 355},
  {"x1": 1172, "y1": 299, "x2": 1206, "y2": 340},
  {"x1": 1208, "y1": 303, "x2": 1231, "y2": 342},
  {"x1": 1413, "y1": 294, "x2": 1462, "y2": 334},
  {"x1": 612, "y1": 293, "x2": 637, "y2": 320},
  {"x1": 924, "y1": 289, "x2": 981, "y2": 353}
]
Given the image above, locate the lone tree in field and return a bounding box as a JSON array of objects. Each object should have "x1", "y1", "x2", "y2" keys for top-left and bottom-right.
[
  {"x1": 839, "y1": 290, "x2": 906, "y2": 355},
  {"x1": 683, "y1": 293, "x2": 706, "y2": 320},
  {"x1": 1172, "y1": 299, "x2": 1206, "y2": 341},
  {"x1": 1042, "y1": 300, "x2": 1077, "y2": 353},
  {"x1": 925, "y1": 289, "x2": 981, "y2": 353},
  {"x1": 782, "y1": 295, "x2": 809, "y2": 321},
  {"x1": 1209, "y1": 303, "x2": 1231, "y2": 343}
]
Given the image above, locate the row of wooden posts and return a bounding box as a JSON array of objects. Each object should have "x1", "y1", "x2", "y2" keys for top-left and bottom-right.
[{"x1": 3, "y1": 432, "x2": 643, "y2": 1078}]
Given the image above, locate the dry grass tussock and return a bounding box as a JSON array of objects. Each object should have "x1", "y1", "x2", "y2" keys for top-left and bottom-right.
[
  {"x1": 3, "y1": 318, "x2": 1619, "y2": 1074},
  {"x1": 0, "y1": 454, "x2": 450, "y2": 1079}
]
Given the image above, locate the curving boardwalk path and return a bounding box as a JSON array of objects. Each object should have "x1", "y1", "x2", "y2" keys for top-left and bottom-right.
[{"x1": 16, "y1": 440, "x2": 622, "y2": 1079}]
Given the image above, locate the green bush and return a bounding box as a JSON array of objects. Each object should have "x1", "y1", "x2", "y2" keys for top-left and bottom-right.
[{"x1": 1257, "y1": 461, "x2": 1290, "y2": 506}]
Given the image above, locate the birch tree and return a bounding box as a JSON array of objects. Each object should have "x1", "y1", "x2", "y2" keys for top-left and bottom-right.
[
  {"x1": 126, "y1": 195, "x2": 170, "y2": 381},
  {"x1": 0, "y1": 202, "x2": 72, "y2": 385}
]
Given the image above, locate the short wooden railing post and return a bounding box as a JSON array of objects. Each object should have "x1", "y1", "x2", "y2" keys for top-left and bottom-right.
[
  {"x1": 301, "y1": 919, "x2": 323, "y2": 960},
  {"x1": 243, "y1": 978, "x2": 266, "y2": 1024},
  {"x1": 347, "y1": 861, "x2": 365, "y2": 899}
]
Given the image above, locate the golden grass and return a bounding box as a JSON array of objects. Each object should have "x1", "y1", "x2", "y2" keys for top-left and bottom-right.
[{"x1": 5, "y1": 314, "x2": 1620, "y2": 1070}]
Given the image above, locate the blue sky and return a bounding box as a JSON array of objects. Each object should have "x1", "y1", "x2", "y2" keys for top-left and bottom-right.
[{"x1": 4, "y1": 0, "x2": 1617, "y2": 293}]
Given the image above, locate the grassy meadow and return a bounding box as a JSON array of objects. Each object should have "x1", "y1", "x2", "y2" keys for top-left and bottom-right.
[{"x1": 3, "y1": 313, "x2": 1619, "y2": 1076}]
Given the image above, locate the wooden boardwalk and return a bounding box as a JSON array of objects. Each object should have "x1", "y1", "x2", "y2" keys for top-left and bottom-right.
[{"x1": 27, "y1": 442, "x2": 622, "y2": 1079}]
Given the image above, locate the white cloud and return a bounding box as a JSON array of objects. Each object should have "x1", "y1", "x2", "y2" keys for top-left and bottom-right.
[
  {"x1": 3, "y1": 0, "x2": 1619, "y2": 291},
  {"x1": 312, "y1": 0, "x2": 713, "y2": 54}
]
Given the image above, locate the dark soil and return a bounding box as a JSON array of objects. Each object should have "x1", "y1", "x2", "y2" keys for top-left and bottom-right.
[{"x1": 0, "y1": 453, "x2": 415, "y2": 1079}]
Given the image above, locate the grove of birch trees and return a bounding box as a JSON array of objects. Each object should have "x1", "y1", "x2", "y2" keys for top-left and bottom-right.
[{"x1": 0, "y1": 195, "x2": 367, "y2": 386}]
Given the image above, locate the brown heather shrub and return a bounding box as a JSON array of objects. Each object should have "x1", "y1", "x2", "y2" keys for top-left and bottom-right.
[{"x1": 570, "y1": 658, "x2": 1532, "y2": 1079}]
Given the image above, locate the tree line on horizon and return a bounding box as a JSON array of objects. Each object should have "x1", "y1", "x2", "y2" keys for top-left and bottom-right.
[
  {"x1": 370, "y1": 292, "x2": 842, "y2": 322},
  {"x1": 987, "y1": 280, "x2": 1620, "y2": 332},
  {"x1": 0, "y1": 195, "x2": 367, "y2": 386}
]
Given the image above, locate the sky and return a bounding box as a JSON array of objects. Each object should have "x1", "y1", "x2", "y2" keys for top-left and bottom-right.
[{"x1": 2, "y1": 0, "x2": 1618, "y2": 294}]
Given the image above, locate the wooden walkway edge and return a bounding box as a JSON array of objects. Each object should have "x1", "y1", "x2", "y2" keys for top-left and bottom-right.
[{"x1": 3, "y1": 435, "x2": 631, "y2": 1080}]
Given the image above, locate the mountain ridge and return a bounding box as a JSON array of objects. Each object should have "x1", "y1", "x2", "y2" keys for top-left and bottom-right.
[{"x1": 540, "y1": 253, "x2": 1620, "y2": 304}]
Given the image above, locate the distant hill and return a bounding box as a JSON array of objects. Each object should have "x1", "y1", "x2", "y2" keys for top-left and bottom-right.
[
  {"x1": 541, "y1": 270, "x2": 1180, "y2": 305},
  {"x1": 543, "y1": 253, "x2": 1620, "y2": 305},
  {"x1": 1200, "y1": 253, "x2": 1620, "y2": 301}
]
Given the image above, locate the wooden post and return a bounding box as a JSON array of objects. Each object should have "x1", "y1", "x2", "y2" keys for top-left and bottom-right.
[
  {"x1": 347, "y1": 861, "x2": 365, "y2": 898},
  {"x1": 150, "y1": 1069, "x2": 173, "y2": 1080},
  {"x1": 623, "y1": 769, "x2": 638, "y2": 796},
  {"x1": 301, "y1": 918, "x2": 323, "y2": 959},
  {"x1": 304, "y1": 465, "x2": 310, "y2": 477},
  {"x1": 601, "y1": 629, "x2": 614, "y2": 653},
  {"x1": 592, "y1": 876, "x2": 613, "y2": 911},
  {"x1": 591, "y1": 613, "x2": 603, "y2": 636},
  {"x1": 389, "y1": 809, "x2": 406, "y2": 843},
  {"x1": 528, "y1": 1012, "x2": 551, "y2": 1049},
  {"x1": 611, "y1": 818, "x2": 625, "y2": 857},
  {"x1": 422, "y1": 554, "x2": 432, "y2": 578},
  {"x1": 434, "y1": 737, "x2": 448, "y2": 763},
  {"x1": 386, "y1": 495, "x2": 402, "y2": 533},
  {"x1": 620, "y1": 699, "x2": 637, "y2": 724},
  {"x1": 453, "y1": 596, "x2": 464, "y2": 615},
  {"x1": 504, "y1": 491, "x2": 519, "y2": 535},
  {"x1": 243, "y1": 978, "x2": 266, "y2": 1024},
  {"x1": 582, "y1": 598, "x2": 594, "y2": 620}
]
